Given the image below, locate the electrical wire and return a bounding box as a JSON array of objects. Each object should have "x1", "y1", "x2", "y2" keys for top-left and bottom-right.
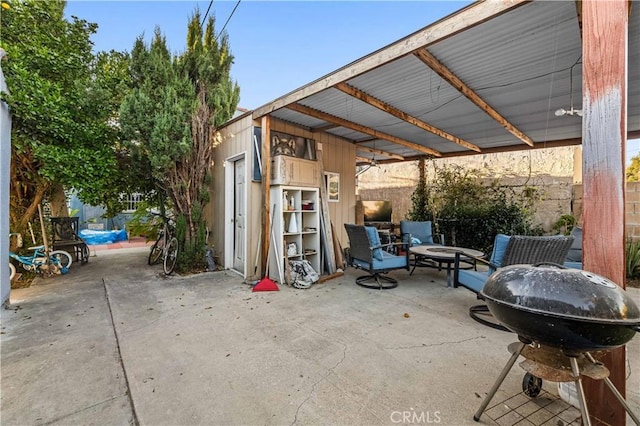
[
  {"x1": 201, "y1": 0, "x2": 214, "y2": 28},
  {"x1": 215, "y1": 0, "x2": 241, "y2": 42}
]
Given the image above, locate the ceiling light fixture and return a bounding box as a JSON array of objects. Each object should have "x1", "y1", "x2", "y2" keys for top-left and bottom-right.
[{"x1": 555, "y1": 61, "x2": 583, "y2": 118}]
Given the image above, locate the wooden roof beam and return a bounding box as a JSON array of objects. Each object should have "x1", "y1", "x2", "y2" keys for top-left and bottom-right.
[
  {"x1": 286, "y1": 103, "x2": 442, "y2": 157},
  {"x1": 414, "y1": 49, "x2": 535, "y2": 147},
  {"x1": 354, "y1": 145, "x2": 405, "y2": 161},
  {"x1": 336, "y1": 82, "x2": 481, "y2": 153}
]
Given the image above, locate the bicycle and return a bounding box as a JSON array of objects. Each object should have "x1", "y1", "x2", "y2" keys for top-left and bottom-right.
[
  {"x1": 147, "y1": 216, "x2": 179, "y2": 275},
  {"x1": 9, "y1": 233, "x2": 73, "y2": 281}
]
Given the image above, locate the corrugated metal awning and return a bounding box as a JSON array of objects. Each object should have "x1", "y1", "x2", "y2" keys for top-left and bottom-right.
[{"x1": 245, "y1": 1, "x2": 639, "y2": 163}]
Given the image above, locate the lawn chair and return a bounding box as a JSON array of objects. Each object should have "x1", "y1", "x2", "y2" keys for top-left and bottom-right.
[
  {"x1": 453, "y1": 234, "x2": 573, "y2": 330},
  {"x1": 399, "y1": 220, "x2": 445, "y2": 249},
  {"x1": 400, "y1": 220, "x2": 445, "y2": 271},
  {"x1": 51, "y1": 217, "x2": 89, "y2": 264},
  {"x1": 344, "y1": 223, "x2": 409, "y2": 290}
]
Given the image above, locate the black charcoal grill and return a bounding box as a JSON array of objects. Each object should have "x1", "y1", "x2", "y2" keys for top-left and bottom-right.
[{"x1": 473, "y1": 264, "x2": 640, "y2": 426}]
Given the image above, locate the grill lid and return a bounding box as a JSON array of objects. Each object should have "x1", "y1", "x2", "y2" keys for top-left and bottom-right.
[{"x1": 481, "y1": 264, "x2": 640, "y2": 323}]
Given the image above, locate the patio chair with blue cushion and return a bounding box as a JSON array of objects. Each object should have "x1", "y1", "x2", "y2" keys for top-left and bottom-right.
[
  {"x1": 453, "y1": 234, "x2": 574, "y2": 330},
  {"x1": 400, "y1": 220, "x2": 445, "y2": 248},
  {"x1": 344, "y1": 223, "x2": 410, "y2": 290}
]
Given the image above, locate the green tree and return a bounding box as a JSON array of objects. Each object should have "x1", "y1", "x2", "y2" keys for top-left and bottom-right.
[
  {"x1": 120, "y1": 11, "x2": 239, "y2": 271},
  {"x1": 406, "y1": 157, "x2": 432, "y2": 221},
  {"x1": 627, "y1": 154, "x2": 640, "y2": 182},
  {"x1": 1, "y1": 0, "x2": 130, "y2": 234}
]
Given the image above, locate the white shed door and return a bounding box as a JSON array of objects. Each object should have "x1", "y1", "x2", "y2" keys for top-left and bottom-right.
[{"x1": 233, "y1": 158, "x2": 246, "y2": 272}]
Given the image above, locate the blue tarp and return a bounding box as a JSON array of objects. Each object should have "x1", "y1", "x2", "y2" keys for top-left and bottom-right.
[{"x1": 79, "y1": 229, "x2": 128, "y2": 245}]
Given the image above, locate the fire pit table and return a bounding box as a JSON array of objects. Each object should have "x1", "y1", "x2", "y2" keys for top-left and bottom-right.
[{"x1": 409, "y1": 245, "x2": 484, "y2": 287}]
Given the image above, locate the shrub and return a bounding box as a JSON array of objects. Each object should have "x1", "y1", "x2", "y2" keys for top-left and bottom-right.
[
  {"x1": 408, "y1": 162, "x2": 540, "y2": 254},
  {"x1": 626, "y1": 240, "x2": 640, "y2": 278}
]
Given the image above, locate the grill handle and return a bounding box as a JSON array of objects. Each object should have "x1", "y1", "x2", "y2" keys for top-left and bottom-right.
[{"x1": 533, "y1": 262, "x2": 566, "y2": 269}]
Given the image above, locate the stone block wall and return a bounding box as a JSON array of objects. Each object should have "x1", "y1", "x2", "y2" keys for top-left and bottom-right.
[
  {"x1": 572, "y1": 182, "x2": 640, "y2": 241},
  {"x1": 357, "y1": 146, "x2": 637, "y2": 239},
  {"x1": 357, "y1": 146, "x2": 579, "y2": 233}
]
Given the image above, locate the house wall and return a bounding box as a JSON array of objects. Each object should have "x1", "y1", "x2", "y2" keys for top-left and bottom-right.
[
  {"x1": 1, "y1": 59, "x2": 11, "y2": 306},
  {"x1": 211, "y1": 116, "x2": 356, "y2": 277}
]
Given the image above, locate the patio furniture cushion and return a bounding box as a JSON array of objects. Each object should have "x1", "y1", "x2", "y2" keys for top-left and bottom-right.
[
  {"x1": 365, "y1": 226, "x2": 384, "y2": 260},
  {"x1": 400, "y1": 220, "x2": 435, "y2": 245},
  {"x1": 564, "y1": 227, "x2": 582, "y2": 269},
  {"x1": 488, "y1": 233, "x2": 511, "y2": 273},
  {"x1": 351, "y1": 250, "x2": 409, "y2": 271},
  {"x1": 344, "y1": 223, "x2": 410, "y2": 290}
]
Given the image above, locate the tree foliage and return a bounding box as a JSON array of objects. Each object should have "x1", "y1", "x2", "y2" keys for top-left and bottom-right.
[
  {"x1": 627, "y1": 154, "x2": 640, "y2": 182},
  {"x1": 1, "y1": 0, "x2": 130, "y2": 234},
  {"x1": 407, "y1": 161, "x2": 540, "y2": 253},
  {"x1": 120, "y1": 11, "x2": 239, "y2": 271},
  {"x1": 406, "y1": 157, "x2": 431, "y2": 221}
]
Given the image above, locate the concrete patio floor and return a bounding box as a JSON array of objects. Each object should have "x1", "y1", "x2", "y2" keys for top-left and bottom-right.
[{"x1": 2, "y1": 247, "x2": 639, "y2": 426}]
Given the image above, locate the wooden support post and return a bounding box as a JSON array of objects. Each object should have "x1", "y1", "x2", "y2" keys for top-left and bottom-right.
[
  {"x1": 582, "y1": 2, "x2": 628, "y2": 425},
  {"x1": 260, "y1": 116, "x2": 271, "y2": 276}
]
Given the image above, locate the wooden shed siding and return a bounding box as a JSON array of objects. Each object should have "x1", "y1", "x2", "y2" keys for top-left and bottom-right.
[
  {"x1": 212, "y1": 116, "x2": 355, "y2": 276},
  {"x1": 270, "y1": 120, "x2": 356, "y2": 248}
]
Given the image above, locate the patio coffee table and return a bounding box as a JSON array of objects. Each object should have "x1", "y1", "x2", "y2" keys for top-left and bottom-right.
[{"x1": 409, "y1": 245, "x2": 484, "y2": 287}]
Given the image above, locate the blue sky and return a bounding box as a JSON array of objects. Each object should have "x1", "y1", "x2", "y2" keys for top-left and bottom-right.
[
  {"x1": 64, "y1": 0, "x2": 639, "y2": 163},
  {"x1": 65, "y1": 1, "x2": 469, "y2": 110}
]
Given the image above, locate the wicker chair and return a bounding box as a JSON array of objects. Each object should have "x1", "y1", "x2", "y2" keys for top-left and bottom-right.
[
  {"x1": 453, "y1": 234, "x2": 574, "y2": 330},
  {"x1": 344, "y1": 223, "x2": 409, "y2": 290}
]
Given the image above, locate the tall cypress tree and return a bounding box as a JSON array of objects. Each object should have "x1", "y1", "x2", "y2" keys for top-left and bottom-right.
[
  {"x1": 407, "y1": 157, "x2": 432, "y2": 221},
  {"x1": 120, "y1": 10, "x2": 239, "y2": 271}
]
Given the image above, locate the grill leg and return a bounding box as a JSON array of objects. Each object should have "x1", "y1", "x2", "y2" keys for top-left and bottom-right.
[
  {"x1": 474, "y1": 341, "x2": 526, "y2": 421},
  {"x1": 584, "y1": 353, "x2": 640, "y2": 425},
  {"x1": 569, "y1": 356, "x2": 592, "y2": 426}
]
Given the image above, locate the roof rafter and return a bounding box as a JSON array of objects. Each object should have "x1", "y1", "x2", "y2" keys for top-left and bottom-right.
[
  {"x1": 286, "y1": 103, "x2": 442, "y2": 157},
  {"x1": 355, "y1": 145, "x2": 405, "y2": 161},
  {"x1": 336, "y1": 82, "x2": 481, "y2": 153},
  {"x1": 414, "y1": 48, "x2": 535, "y2": 147}
]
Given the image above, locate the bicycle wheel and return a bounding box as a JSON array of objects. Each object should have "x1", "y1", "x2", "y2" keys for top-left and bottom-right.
[
  {"x1": 148, "y1": 235, "x2": 165, "y2": 265},
  {"x1": 9, "y1": 262, "x2": 16, "y2": 281},
  {"x1": 163, "y1": 237, "x2": 179, "y2": 275},
  {"x1": 50, "y1": 250, "x2": 73, "y2": 273},
  {"x1": 80, "y1": 243, "x2": 90, "y2": 264}
]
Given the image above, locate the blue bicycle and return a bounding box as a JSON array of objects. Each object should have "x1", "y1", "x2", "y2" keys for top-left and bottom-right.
[{"x1": 9, "y1": 233, "x2": 72, "y2": 281}]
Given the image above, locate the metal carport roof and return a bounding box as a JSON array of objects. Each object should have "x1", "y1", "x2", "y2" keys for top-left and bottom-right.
[{"x1": 251, "y1": 0, "x2": 639, "y2": 165}]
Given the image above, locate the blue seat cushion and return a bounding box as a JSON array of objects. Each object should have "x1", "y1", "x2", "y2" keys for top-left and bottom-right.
[
  {"x1": 565, "y1": 227, "x2": 582, "y2": 262},
  {"x1": 457, "y1": 270, "x2": 492, "y2": 293},
  {"x1": 563, "y1": 261, "x2": 583, "y2": 269},
  {"x1": 352, "y1": 251, "x2": 407, "y2": 271},
  {"x1": 365, "y1": 226, "x2": 384, "y2": 260},
  {"x1": 400, "y1": 221, "x2": 435, "y2": 245},
  {"x1": 488, "y1": 234, "x2": 511, "y2": 273}
]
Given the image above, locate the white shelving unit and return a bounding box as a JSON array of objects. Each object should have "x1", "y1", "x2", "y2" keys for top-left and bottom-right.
[{"x1": 269, "y1": 186, "x2": 320, "y2": 282}]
